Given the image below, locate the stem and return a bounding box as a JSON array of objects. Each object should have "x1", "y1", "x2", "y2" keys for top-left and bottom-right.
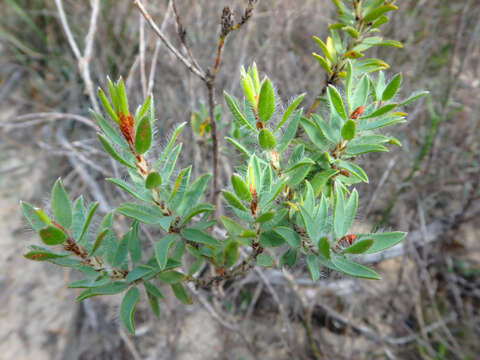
[{"x1": 207, "y1": 80, "x2": 220, "y2": 212}]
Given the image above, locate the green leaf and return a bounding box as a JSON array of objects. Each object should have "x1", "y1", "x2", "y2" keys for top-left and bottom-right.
[
  {"x1": 341, "y1": 120, "x2": 356, "y2": 140},
  {"x1": 318, "y1": 237, "x2": 331, "y2": 259},
  {"x1": 278, "y1": 110, "x2": 301, "y2": 152},
  {"x1": 276, "y1": 93, "x2": 305, "y2": 131},
  {"x1": 363, "y1": 4, "x2": 398, "y2": 23},
  {"x1": 91, "y1": 111, "x2": 128, "y2": 150},
  {"x1": 362, "y1": 231, "x2": 406, "y2": 254},
  {"x1": 50, "y1": 178, "x2": 72, "y2": 229},
  {"x1": 126, "y1": 266, "x2": 153, "y2": 282},
  {"x1": 154, "y1": 234, "x2": 179, "y2": 271},
  {"x1": 224, "y1": 92, "x2": 256, "y2": 132},
  {"x1": 256, "y1": 211, "x2": 275, "y2": 223},
  {"x1": 169, "y1": 166, "x2": 191, "y2": 209},
  {"x1": 231, "y1": 174, "x2": 251, "y2": 202},
  {"x1": 134, "y1": 116, "x2": 152, "y2": 154},
  {"x1": 343, "y1": 26, "x2": 359, "y2": 38},
  {"x1": 259, "y1": 231, "x2": 285, "y2": 248},
  {"x1": 144, "y1": 280, "x2": 164, "y2": 298},
  {"x1": 382, "y1": 74, "x2": 402, "y2": 101},
  {"x1": 76, "y1": 282, "x2": 128, "y2": 301},
  {"x1": 120, "y1": 287, "x2": 139, "y2": 335},
  {"x1": 313, "y1": 36, "x2": 334, "y2": 63},
  {"x1": 220, "y1": 216, "x2": 244, "y2": 236},
  {"x1": 328, "y1": 85, "x2": 347, "y2": 120},
  {"x1": 315, "y1": 114, "x2": 340, "y2": 143},
  {"x1": 249, "y1": 62, "x2": 261, "y2": 93},
  {"x1": 159, "y1": 143, "x2": 182, "y2": 181},
  {"x1": 134, "y1": 95, "x2": 151, "y2": 125},
  {"x1": 258, "y1": 129, "x2": 277, "y2": 150},
  {"x1": 97, "y1": 133, "x2": 136, "y2": 169},
  {"x1": 333, "y1": 185, "x2": 345, "y2": 238},
  {"x1": 345, "y1": 144, "x2": 388, "y2": 155},
  {"x1": 178, "y1": 174, "x2": 212, "y2": 216},
  {"x1": 300, "y1": 117, "x2": 329, "y2": 150},
  {"x1": 145, "y1": 171, "x2": 162, "y2": 189},
  {"x1": 372, "y1": 15, "x2": 389, "y2": 28},
  {"x1": 71, "y1": 197, "x2": 85, "y2": 241},
  {"x1": 257, "y1": 253, "x2": 274, "y2": 267},
  {"x1": 127, "y1": 222, "x2": 141, "y2": 264},
  {"x1": 21, "y1": 201, "x2": 47, "y2": 232},
  {"x1": 107, "y1": 76, "x2": 120, "y2": 112},
  {"x1": 257, "y1": 78, "x2": 275, "y2": 123},
  {"x1": 222, "y1": 191, "x2": 247, "y2": 212},
  {"x1": 280, "y1": 248, "x2": 297, "y2": 267},
  {"x1": 90, "y1": 228, "x2": 108, "y2": 256},
  {"x1": 336, "y1": 160, "x2": 368, "y2": 183},
  {"x1": 240, "y1": 67, "x2": 257, "y2": 109},
  {"x1": 362, "y1": 103, "x2": 397, "y2": 119},
  {"x1": 24, "y1": 246, "x2": 68, "y2": 261},
  {"x1": 107, "y1": 178, "x2": 152, "y2": 202},
  {"x1": 113, "y1": 233, "x2": 129, "y2": 267},
  {"x1": 312, "y1": 53, "x2": 333, "y2": 74},
  {"x1": 116, "y1": 77, "x2": 129, "y2": 115},
  {"x1": 355, "y1": 58, "x2": 389, "y2": 74},
  {"x1": 157, "y1": 270, "x2": 185, "y2": 284},
  {"x1": 171, "y1": 283, "x2": 192, "y2": 305},
  {"x1": 342, "y1": 238, "x2": 373, "y2": 254},
  {"x1": 310, "y1": 169, "x2": 338, "y2": 195},
  {"x1": 331, "y1": 256, "x2": 380, "y2": 279},
  {"x1": 144, "y1": 281, "x2": 162, "y2": 317},
  {"x1": 344, "y1": 190, "x2": 358, "y2": 235},
  {"x1": 287, "y1": 163, "x2": 313, "y2": 187},
  {"x1": 224, "y1": 240, "x2": 239, "y2": 267},
  {"x1": 116, "y1": 203, "x2": 169, "y2": 228},
  {"x1": 181, "y1": 228, "x2": 221, "y2": 247},
  {"x1": 351, "y1": 75, "x2": 370, "y2": 111},
  {"x1": 225, "y1": 136, "x2": 252, "y2": 157},
  {"x1": 39, "y1": 225, "x2": 67, "y2": 245},
  {"x1": 97, "y1": 88, "x2": 119, "y2": 123},
  {"x1": 154, "y1": 122, "x2": 187, "y2": 167},
  {"x1": 306, "y1": 254, "x2": 320, "y2": 281},
  {"x1": 180, "y1": 204, "x2": 215, "y2": 226},
  {"x1": 400, "y1": 90, "x2": 429, "y2": 106}
]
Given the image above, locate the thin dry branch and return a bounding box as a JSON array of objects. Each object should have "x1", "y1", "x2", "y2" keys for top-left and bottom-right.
[
  {"x1": 134, "y1": 0, "x2": 207, "y2": 81},
  {"x1": 54, "y1": 0, "x2": 100, "y2": 113}
]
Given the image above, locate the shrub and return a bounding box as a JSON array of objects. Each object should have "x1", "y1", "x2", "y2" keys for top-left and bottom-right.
[{"x1": 21, "y1": 0, "x2": 427, "y2": 335}]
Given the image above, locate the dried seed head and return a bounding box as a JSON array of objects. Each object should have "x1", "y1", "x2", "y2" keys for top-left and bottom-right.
[{"x1": 221, "y1": 6, "x2": 234, "y2": 37}]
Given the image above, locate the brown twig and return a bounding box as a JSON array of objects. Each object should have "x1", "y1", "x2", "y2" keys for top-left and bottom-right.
[{"x1": 134, "y1": 0, "x2": 207, "y2": 81}]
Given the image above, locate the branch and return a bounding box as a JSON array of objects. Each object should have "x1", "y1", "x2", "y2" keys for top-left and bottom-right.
[
  {"x1": 134, "y1": 0, "x2": 207, "y2": 81},
  {"x1": 54, "y1": 0, "x2": 100, "y2": 112}
]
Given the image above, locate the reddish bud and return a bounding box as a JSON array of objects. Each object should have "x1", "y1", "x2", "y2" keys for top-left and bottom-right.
[
  {"x1": 119, "y1": 112, "x2": 135, "y2": 145},
  {"x1": 350, "y1": 105, "x2": 364, "y2": 120}
]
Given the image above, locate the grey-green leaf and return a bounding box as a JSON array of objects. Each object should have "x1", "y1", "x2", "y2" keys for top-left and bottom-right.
[
  {"x1": 120, "y1": 287, "x2": 139, "y2": 335},
  {"x1": 331, "y1": 256, "x2": 380, "y2": 279},
  {"x1": 328, "y1": 85, "x2": 347, "y2": 120},
  {"x1": 306, "y1": 254, "x2": 320, "y2": 281},
  {"x1": 382, "y1": 73, "x2": 402, "y2": 101},
  {"x1": 134, "y1": 116, "x2": 152, "y2": 154},
  {"x1": 154, "y1": 234, "x2": 179, "y2": 271},
  {"x1": 51, "y1": 178, "x2": 72, "y2": 229}
]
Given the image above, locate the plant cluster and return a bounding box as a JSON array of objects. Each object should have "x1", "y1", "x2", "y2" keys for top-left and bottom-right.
[{"x1": 21, "y1": 0, "x2": 427, "y2": 335}]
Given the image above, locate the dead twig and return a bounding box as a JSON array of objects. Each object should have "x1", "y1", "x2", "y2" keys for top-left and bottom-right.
[{"x1": 54, "y1": 0, "x2": 100, "y2": 113}]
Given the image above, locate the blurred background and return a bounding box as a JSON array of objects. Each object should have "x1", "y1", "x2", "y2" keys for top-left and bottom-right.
[{"x1": 0, "y1": 0, "x2": 479, "y2": 359}]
